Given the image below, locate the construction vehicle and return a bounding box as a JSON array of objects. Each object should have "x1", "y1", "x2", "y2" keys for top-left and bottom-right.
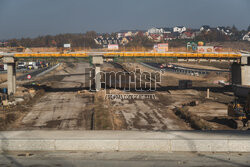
[{"x1": 228, "y1": 85, "x2": 250, "y2": 129}]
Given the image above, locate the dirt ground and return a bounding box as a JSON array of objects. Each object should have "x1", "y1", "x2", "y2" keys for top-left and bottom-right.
[
  {"x1": 0, "y1": 61, "x2": 237, "y2": 131},
  {"x1": 101, "y1": 62, "x2": 235, "y2": 130},
  {"x1": 7, "y1": 63, "x2": 95, "y2": 130}
]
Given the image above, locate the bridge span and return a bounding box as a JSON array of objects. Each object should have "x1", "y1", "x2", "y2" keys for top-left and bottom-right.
[
  {"x1": 0, "y1": 51, "x2": 249, "y2": 95},
  {"x1": 11, "y1": 51, "x2": 242, "y2": 60}
]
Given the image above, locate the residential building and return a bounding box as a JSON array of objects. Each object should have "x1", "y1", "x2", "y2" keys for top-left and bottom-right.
[
  {"x1": 217, "y1": 26, "x2": 232, "y2": 36},
  {"x1": 117, "y1": 33, "x2": 124, "y2": 38},
  {"x1": 147, "y1": 27, "x2": 165, "y2": 34},
  {"x1": 179, "y1": 31, "x2": 195, "y2": 39},
  {"x1": 94, "y1": 36, "x2": 124, "y2": 47},
  {"x1": 243, "y1": 32, "x2": 250, "y2": 41},
  {"x1": 173, "y1": 26, "x2": 187, "y2": 33},
  {"x1": 200, "y1": 25, "x2": 211, "y2": 32},
  {"x1": 163, "y1": 33, "x2": 177, "y2": 41},
  {"x1": 148, "y1": 34, "x2": 162, "y2": 42}
]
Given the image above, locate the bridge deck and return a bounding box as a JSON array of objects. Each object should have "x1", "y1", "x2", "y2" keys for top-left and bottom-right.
[{"x1": 9, "y1": 52, "x2": 241, "y2": 59}]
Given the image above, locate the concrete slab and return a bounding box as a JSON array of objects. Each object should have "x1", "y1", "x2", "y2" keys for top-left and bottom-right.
[
  {"x1": 0, "y1": 140, "x2": 55, "y2": 151},
  {"x1": 0, "y1": 131, "x2": 250, "y2": 152},
  {"x1": 171, "y1": 140, "x2": 229, "y2": 152},
  {"x1": 119, "y1": 140, "x2": 171, "y2": 152},
  {"x1": 55, "y1": 140, "x2": 118, "y2": 151}
]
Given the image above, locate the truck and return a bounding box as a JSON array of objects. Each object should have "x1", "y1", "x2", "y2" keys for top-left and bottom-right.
[
  {"x1": 27, "y1": 62, "x2": 38, "y2": 70},
  {"x1": 17, "y1": 62, "x2": 26, "y2": 69}
]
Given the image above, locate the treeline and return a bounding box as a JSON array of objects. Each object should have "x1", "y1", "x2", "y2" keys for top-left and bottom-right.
[
  {"x1": 7, "y1": 31, "x2": 99, "y2": 48},
  {"x1": 195, "y1": 26, "x2": 250, "y2": 42},
  {"x1": 126, "y1": 35, "x2": 154, "y2": 48}
]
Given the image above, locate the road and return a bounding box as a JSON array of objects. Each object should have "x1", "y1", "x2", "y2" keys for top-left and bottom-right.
[
  {"x1": 143, "y1": 62, "x2": 229, "y2": 76},
  {"x1": 18, "y1": 63, "x2": 94, "y2": 130},
  {"x1": 17, "y1": 67, "x2": 51, "y2": 80},
  {"x1": 0, "y1": 151, "x2": 249, "y2": 167}
]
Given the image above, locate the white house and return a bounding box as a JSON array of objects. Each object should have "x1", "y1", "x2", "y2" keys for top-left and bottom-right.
[
  {"x1": 243, "y1": 32, "x2": 250, "y2": 41},
  {"x1": 147, "y1": 27, "x2": 164, "y2": 34},
  {"x1": 200, "y1": 25, "x2": 211, "y2": 32},
  {"x1": 173, "y1": 26, "x2": 186, "y2": 33},
  {"x1": 217, "y1": 27, "x2": 232, "y2": 36}
]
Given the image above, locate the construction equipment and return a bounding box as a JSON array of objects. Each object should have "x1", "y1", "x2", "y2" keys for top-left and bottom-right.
[{"x1": 228, "y1": 86, "x2": 250, "y2": 129}]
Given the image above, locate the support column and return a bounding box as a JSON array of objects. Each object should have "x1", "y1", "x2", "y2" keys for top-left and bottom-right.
[
  {"x1": 95, "y1": 65, "x2": 101, "y2": 91},
  {"x1": 13, "y1": 63, "x2": 16, "y2": 94},
  {"x1": 3, "y1": 55, "x2": 16, "y2": 95},
  {"x1": 91, "y1": 55, "x2": 104, "y2": 91},
  {"x1": 7, "y1": 64, "x2": 14, "y2": 95}
]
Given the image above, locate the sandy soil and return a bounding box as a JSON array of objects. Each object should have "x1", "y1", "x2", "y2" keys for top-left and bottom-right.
[
  {"x1": 107, "y1": 62, "x2": 235, "y2": 130},
  {"x1": 107, "y1": 92, "x2": 191, "y2": 130},
  {"x1": 15, "y1": 63, "x2": 95, "y2": 130},
  {"x1": 3, "y1": 61, "x2": 236, "y2": 131}
]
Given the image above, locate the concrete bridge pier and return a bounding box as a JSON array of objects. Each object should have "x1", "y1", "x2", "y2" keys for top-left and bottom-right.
[
  {"x1": 231, "y1": 54, "x2": 250, "y2": 86},
  {"x1": 92, "y1": 55, "x2": 104, "y2": 91},
  {"x1": 3, "y1": 56, "x2": 17, "y2": 95},
  {"x1": 95, "y1": 65, "x2": 101, "y2": 91}
]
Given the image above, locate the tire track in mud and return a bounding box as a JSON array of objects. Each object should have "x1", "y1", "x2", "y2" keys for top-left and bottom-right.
[{"x1": 103, "y1": 62, "x2": 191, "y2": 130}]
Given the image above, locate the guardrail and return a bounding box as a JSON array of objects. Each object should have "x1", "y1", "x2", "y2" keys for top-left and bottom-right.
[{"x1": 140, "y1": 62, "x2": 230, "y2": 76}]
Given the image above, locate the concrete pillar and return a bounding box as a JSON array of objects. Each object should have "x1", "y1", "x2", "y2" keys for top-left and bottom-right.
[
  {"x1": 95, "y1": 65, "x2": 101, "y2": 91},
  {"x1": 7, "y1": 64, "x2": 14, "y2": 95},
  {"x1": 231, "y1": 63, "x2": 242, "y2": 85},
  {"x1": 3, "y1": 56, "x2": 16, "y2": 95},
  {"x1": 206, "y1": 88, "x2": 210, "y2": 99},
  {"x1": 91, "y1": 55, "x2": 104, "y2": 91},
  {"x1": 13, "y1": 63, "x2": 16, "y2": 94},
  {"x1": 241, "y1": 66, "x2": 250, "y2": 86}
]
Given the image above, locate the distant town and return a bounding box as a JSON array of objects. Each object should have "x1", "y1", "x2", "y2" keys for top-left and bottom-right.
[{"x1": 0, "y1": 25, "x2": 250, "y2": 51}]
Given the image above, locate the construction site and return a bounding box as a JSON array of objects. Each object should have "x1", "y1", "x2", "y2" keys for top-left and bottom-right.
[
  {"x1": 2, "y1": 1, "x2": 250, "y2": 166},
  {"x1": 0, "y1": 49, "x2": 249, "y2": 132}
]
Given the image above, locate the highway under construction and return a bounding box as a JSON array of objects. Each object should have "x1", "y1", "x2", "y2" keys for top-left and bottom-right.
[
  {"x1": 1, "y1": 0, "x2": 250, "y2": 166},
  {"x1": 0, "y1": 58, "x2": 245, "y2": 131},
  {"x1": 0, "y1": 50, "x2": 250, "y2": 156}
]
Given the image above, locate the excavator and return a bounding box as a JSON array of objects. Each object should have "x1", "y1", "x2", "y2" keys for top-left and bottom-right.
[{"x1": 228, "y1": 86, "x2": 250, "y2": 129}]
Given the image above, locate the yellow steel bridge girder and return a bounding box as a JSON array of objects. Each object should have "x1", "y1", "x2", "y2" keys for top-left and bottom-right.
[{"x1": 13, "y1": 52, "x2": 241, "y2": 59}]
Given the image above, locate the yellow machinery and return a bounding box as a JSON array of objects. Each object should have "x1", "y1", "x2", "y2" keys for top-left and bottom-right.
[{"x1": 228, "y1": 87, "x2": 250, "y2": 129}]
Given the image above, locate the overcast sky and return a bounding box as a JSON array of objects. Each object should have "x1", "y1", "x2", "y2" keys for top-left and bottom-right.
[{"x1": 0, "y1": 0, "x2": 249, "y2": 39}]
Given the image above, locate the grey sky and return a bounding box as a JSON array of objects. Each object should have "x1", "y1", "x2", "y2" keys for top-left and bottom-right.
[{"x1": 0, "y1": 0, "x2": 249, "y2": 39}]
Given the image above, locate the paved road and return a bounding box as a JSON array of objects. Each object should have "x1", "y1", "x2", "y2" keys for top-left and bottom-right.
[
  {"x1": 0, "y1": 151, "x2": 249, "y2": 167},
  {"x1": 17, "y1": 67, "x2": 50, "y2": 81},
  {"x1": 143, "y1": 62, "x2": 229, "y2": 76}
]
